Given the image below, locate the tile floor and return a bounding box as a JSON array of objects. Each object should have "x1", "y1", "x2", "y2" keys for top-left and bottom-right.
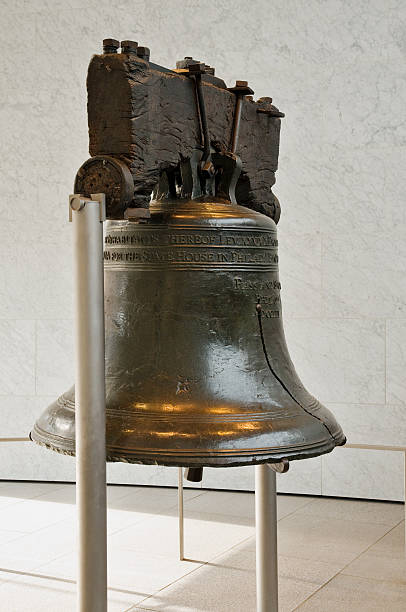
[{"x1": 0, "y1": 481, "x2": 404, "y2": 611}]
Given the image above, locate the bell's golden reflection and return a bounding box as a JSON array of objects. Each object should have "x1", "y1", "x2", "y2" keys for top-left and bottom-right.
[{"x1": 31, "y1": 196, "x2": 345, "y2": 467}]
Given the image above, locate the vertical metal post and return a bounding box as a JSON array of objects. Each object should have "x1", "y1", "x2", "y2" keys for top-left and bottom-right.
[
  {"x1": 255, "y1": 464, "x2": 278, "y2": 612},
  {"x1": 404, "y1": 451, "x2": 406, "y2": 557},
  {"x1": 70, "y1": 193, "x2": 107, "y2": 612},
  {"x1": 178, "y1": 467, "x2": 185, "y2": 560}
]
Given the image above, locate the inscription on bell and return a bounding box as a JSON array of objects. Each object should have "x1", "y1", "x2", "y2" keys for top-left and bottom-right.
[
  {"x1": 234, "y1": 278, "x2": 281, "y2": 291},
  {"x1": 104, "y1": 248, "x2": 278, "y2": 265},
  {"x1": 233, "y1": 276, "x2": 281, "y2": 318},
  {"x1": 104, "y1": 228, "x2": 279, "y2": 268},
  {"x1": 105, "y1": 230, "x2": 278, "y2": 248}
]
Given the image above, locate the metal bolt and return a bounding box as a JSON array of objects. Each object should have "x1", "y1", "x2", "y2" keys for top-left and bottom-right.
[
  {"x1": 176, "y1": 57, "x2": 201, "y2": 69},
  {"x1": 137, "y1": 46, "x2": 150, "y2": 61},
  {"x1": 227, "y1": 80, "x2": 254, "y2": 152},
  {"x1": 121, "y1": 40, "x2": 138, "y2": 54},
  {"x1": 70, "y1": 196, "x2": 86, "y2": 212},
  {"x1": 103, "y1": 38, "x2": 119, "y2": 54}
]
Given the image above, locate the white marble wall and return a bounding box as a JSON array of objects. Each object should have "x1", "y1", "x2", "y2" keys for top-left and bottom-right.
[{"x1": 0, "y1": 0, "x2": 405, "y2": 500}]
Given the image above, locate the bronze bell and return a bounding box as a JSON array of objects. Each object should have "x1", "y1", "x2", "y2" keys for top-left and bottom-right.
[
  {"x1": 31, "y1": 191, "x2": 345, "y2": 467},
  {"x1": 31, "y1": 43, "x2": 345, "y2": 471}
]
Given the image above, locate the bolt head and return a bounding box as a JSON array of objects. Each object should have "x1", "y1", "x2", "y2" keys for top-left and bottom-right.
[
  {"x1": 103, "y1": 38, "x2": 119, "y2": 48},
  {"x1": 70, "y1": 197, "x2": 85, "y2": 212},
  {"x1": 176, "y1": 57, "x2": 201, "y2": 69},
  {"x1": 137, "y1": 46, "x2": 150, "y2": 60},
  {"x1": 188, "y1": 62, "x2": 205, "y2": 74},
  {"x1": 228, "y1": 80, "x2": 254, "y2": 96},
  {"x1": 121, "y1": 40, "x2": 138, "y2": 52}
]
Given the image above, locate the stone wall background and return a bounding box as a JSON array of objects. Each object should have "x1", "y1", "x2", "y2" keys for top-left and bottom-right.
[{"x1": 0, "y1": 0, "x2": 405, "y2": 499}]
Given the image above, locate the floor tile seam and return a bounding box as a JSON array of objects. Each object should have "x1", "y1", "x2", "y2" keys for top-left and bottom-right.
[
  {"x1": 275, "y1": 501, "x2": 316, "y2": 522},
  {"x1": 106, "y1": 500, "x2": 234, "y2": 534},
  {"x1": 285, "y1": 512, "x2": 404, "y2": 528},
  {"x1": 194, "y1": 531, "x2": 257, "y2": 567},
  {"x1": 28, "y1": 547, "x2": 80, "y2": 574},
  {"x1": 108, "y1": 531, "x2": 255, "y2": 563},
  {"x1": 292, "y1": 570, "x2": 405, "y2": 612},
  {"x1": 160, "y1": 489, "x2": 212, "y2": 511},
  {"x1": 105, "y1": 491, "x2": 171, "y2": 509},
  {"x1": 106, "y1": 487, "x2": 157, "y2": 504},
  {"x1": 127, "y1": 528, "x2": 256, "y2": 608},
  {"x1": 124, "y1": 607, "x2": 156, "y2": 612},
  {"x1": 291, "y1": 519, "x2": 404, "y2": 610},
  {"x1": 2, "y1": 482, "x2": 67, "y2": 494},
  {"x1": 340, "y1": 568, "x2": 406, "y2": 584},
  {"x1": 175, "y1": 508, "x2": 255, "y2": 524},
  {"x1": 0, "y1": 564, "x2": 155, "y2": 601},
  {"x1": 0, "y1": 528, "x2": 53, "y2": 550},
  {"x1": 0, "y1": 527, "x2": 29, "y2": 537},
  {"x1": 133, "y1": 555, "x2": 212, "y2": 609},
  {"x1": 108, "y1": 504, "x2": 180, "y2": 515},
  {"x1": 0, "y1": 499, "x2": 31, "y2": 513},
  {"x1": 0, "y1": 565, "x2": 76, "y2": 586},
  {"x1": 277, "y1": 553, "x2": 343, "y2": 570},
  {"x1": 108, "y1": 546, "x2": 206, "y2": 564},
  {"x1": 109, "y1": 487, "x2": 205, "y2": 509},
  {"x1": 277, "y1": 509, "x2": 404, "y2": 529},
  {"x1": 107, "y1": 517, "x2": 162, "y2": 537},
  {"x1": 0, "y1": 514, "x2": 77, "y2": 541},
  {"x1": 21, "y1": 484, "x2": 68, "y2": 500},
  {"x1": 110, "y1": 495, "x2": 202, "y2": 512},
  {"x1": 291, "y1": 559, "x2": 358, "y2": 611}
]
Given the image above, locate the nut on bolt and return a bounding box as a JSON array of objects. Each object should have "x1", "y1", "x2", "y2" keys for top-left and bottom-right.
[
  {"x1": 103, "y1": 38, "x2": 119, "y2": 53},
  {"x1": 176, "y1": 56, "x2": 198, "y2": 69},
  {"x1": 121, "y1": 40, "x2": 138, "y2": 54},
  {"x1": 137, "y1": 46, "x2": 150, "y2": 61},
  {"x1": 256, "y1": 96, "x2": 285, "y2": 118},
  {"x1": 70, "y1": 196, "x2": 86, "y2": 212},
  {"x1": 228, "y1": 80, "x2": 254, "y2": 96}
]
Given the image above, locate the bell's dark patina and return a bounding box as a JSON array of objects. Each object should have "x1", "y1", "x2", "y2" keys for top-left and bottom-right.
[
  {"x1": 32, "y1": 194, "x2": 345, "y2": 466},
  {"x1": 31, "y1": 40, "x2": 345, "y2": 469}
]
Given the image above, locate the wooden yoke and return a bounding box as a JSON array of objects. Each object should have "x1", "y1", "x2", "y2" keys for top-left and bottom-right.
[{"x1": 76, "y1": 40, "x2": 284, "y2": 220}]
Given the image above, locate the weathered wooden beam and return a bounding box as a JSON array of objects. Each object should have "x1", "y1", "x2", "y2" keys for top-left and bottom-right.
[{"x1": 86, "y1": 49, "x2": 283, "y2": 219}]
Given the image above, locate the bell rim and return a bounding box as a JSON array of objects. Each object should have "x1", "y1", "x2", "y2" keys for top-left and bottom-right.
[{"x1": 30, "y1": 424, "x2": 346, "y2": 467}]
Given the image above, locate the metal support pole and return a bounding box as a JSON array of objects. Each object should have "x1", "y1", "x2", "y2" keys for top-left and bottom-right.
[
  {"x1": 255, "y1": 464, "x2": 278, "y2": 612},
  {"x1": 404, "y1": 451, "x2": 406, "y2": 557},
  {"x1": 70, "y1": 193, "x2": 107, "y2": 612},
  {"x1": 178, "y1": 467, "x2": 185, "y2": 560}
]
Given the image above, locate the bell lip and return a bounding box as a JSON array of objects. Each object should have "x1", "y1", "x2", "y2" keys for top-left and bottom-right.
[{"x1": 30, "y1": 425, "x2": 346, "y2": 467}]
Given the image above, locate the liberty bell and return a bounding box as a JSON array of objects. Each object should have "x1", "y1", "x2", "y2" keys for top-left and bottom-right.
[{"x1": 31, "y1": 41, "x2": 345, "y2": 474}]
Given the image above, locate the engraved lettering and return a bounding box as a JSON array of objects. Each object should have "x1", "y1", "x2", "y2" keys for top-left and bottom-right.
[
  {"x1": 263, "y1": 310, "x2": 280, "y2": 318},
  {"x1": 106, "y1": 230, "x2": 277, "y2": 249},
  {"x1": 233, "y1": 277, "x2": 281, "y2": 292}
]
